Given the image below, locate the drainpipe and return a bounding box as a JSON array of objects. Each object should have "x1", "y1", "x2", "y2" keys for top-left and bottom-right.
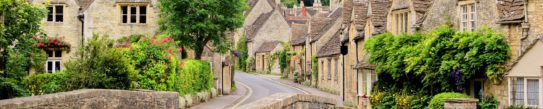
[
  {"x1": 78, "y1": 8, "x2": 85, "y2": 49},
  {"x1": 521, "y1": 0, "x2": 529, "y2": 54}
]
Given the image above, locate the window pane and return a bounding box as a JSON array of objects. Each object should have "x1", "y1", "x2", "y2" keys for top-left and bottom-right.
[
  {"x1": 55, "y1": 61, "x2": 61, "y2": 72},
  {"x1": 47, "y1": 50, "x2": 53, "y2": 57},
  {"x1": 528, "y1": 79, "x2": 539, "y2": 105},
  {"x1": 140, "y1": 6, "x2": 147, "y2": 23},
  {"x1": 327, "y1": 60, "x2": 331, "y2": 80},
  {"x1": 55, "y1": 51, "x2": 62, "y2": 57},
  {"x1": 130, "y1": 7, "x2": 137, "y2": 23},
  {"x1": 122, "y1": 6, "x2": 128, "y2": 23},
  {"x1": 47, "y1": 61, "x2": 53, "y2": 73},
  {"x1": 47, "y1": 7, "x2": 53, "y2": 21},
  {"x1": 358, "y1": 70, "x2": 365, "y2": 95},
  {"x1": 515, "y1": 78, "x2": 525, "y2": 105},
  {"x1": 55, "y1": 6, "x2": 63, "y2": 22}
]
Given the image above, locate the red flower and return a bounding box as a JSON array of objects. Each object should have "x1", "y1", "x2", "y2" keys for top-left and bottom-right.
[
  {"x1": 124, "y1": 41, "x2": 129, "y2": 46},
  {"x1": 162, "y1": 37, "x2": 172, "y2": 43},
  {"x1": 37, "y1": 43, "x2": 44, "y2": 47},
  {"x1": 166, "y1": 49, "x2": 173, "y2": 53},
  {"x1": 177, "y1": 48, "x2": 183, "y2": 53},
  {"x1": 151, "y1": 35, "x2": 157, "y2": 39}
]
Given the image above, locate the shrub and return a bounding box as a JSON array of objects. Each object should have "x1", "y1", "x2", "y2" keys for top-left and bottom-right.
[
  {"x1": 246, "y1": 57, "x2": 255, "y2": 72},
  {"x1": 479, "y1": 96, "x2": 500, "y2": 109},
  {"x1": 63, "y1": 34, "x2": 136, "y2": 90},
  {"x1": 23, "y1": 72, "x2": 69, "y2": 95},
  {"x1": 181, "y1": 59, "x2": 213, "y2": 94},
  {"x1": 236, "y1": 35, "x2": 248, "y2": 71},
  {"x1": 429, "y1": 92, "x2": 470, "y2": 109},
  {"x1": 0, "y1": 78, "x2": 28, "y2": 99},
  {"x1": 505, "y1": 105, "x2": 536, "y2": 109}
]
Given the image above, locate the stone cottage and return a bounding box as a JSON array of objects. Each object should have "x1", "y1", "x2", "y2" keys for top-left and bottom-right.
[
  {"x1": 316, "y1": 30, "x2": 343, "y2": 95},
  {"x1": 29, "y1": 0, "x2": 159, "y2": 73},
  {"x1": 245, "y1": 9, "x2": 290, "y2": 61},
  {"x1": 254, "y1": 41, "x2": 283, "y2": 74}
]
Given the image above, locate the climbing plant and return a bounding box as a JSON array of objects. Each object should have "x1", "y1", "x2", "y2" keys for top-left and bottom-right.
[
  {"x1": 236, "y1": 35, "x2": 248, "y2": 71},
  {"x1": 366, "y1": 26, "x2": 510, "y2": 108}
]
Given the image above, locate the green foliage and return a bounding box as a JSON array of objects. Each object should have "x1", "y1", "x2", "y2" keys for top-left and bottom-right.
[
  {"x1": 236, "y1": 35, "x2": 248, "y2": 71},
  {"x1": 275, "y1": 41, "x2": 291, "y2": 76},
  {"x1": 63, "y1": 34, "x2": 136, "y2": 90},
  {"x1": 181, "y1": 60, "x2": 214, "y2": 94},
  {"x1": 246, "y1": 57, "x2": 255, "y2": 72},
  {"x1": 117, "y1": 34, "x2": 145, "y2": 43},
  {"x1": 311, "y1": 55, "x2": 318, "y2": 85},
  {"x1": 0, "y1": 0, "x2": 46, "y2": 99},
  {"x1": 281, "y1": 0, "x2": 299, "y2": 8},
  {"x1": 266, "y1": 54, "x2": 278, "y2": 74},
  {"x1": 370, "y1": 90, "x2": 431, "y2": 109},
  {"x1": 479, "y1": 96, "x2": 500, "y2": 109},
  {"x1": 505, "y1": 105, "x2": 536, "y2": 109},
  {"x1": 158, "y1": 0, "x2": 246, "y2": 59},
  {"x1": 23, "y1": 72, "x2": 68, "y2": 95},
  {"x1": 428, "y1": 92, "x2": 469, "y2": 109},
  {"x1": 365, "y1": 26, "x2": 510, "y2": 96}
]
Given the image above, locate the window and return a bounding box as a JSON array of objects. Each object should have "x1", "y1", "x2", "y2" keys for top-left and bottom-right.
[
  {"x1": 357, "y1": 69, "x2": 377, "y2": 96},
  {"x1": 327, "y1": 59, "x2": 331, "y2": 80},
  {"x1": 120, "y1": 5, "x2": 147, "y2": 24},
  {"x1": 335, "y1": 58, "x2": 339, "y2": 81},
  {"x1": 46, "y1": 5, "x2": 64, "y2": 22},
  {"x1": 460, "y1": 4, "x2": 476, "y2": 32},
  {"x1": 321, "y1": 61, "x2": 324, "y2": 80},
  {"x1": 395, "y1": 11, "x2": 409, "y2": 34},
  {"x1": 510, "y1": 77, "x2": 540, "y2": 107},
  {"x1": 45, "y1": 51, "x2": 62, "y2": 73}
]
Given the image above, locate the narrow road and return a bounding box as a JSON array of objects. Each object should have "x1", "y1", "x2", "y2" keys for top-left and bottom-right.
[{"x1": 235, "y1": 71, "x2": 305, "y2": 105}]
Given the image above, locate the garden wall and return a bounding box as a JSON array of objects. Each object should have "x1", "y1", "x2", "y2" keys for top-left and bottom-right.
[
  {"x1": 0, "y1": 89, "x2": 179, "y2": 109},
  {"x1": 238, "y1": 93, "x2": 337, "y2": 109}
]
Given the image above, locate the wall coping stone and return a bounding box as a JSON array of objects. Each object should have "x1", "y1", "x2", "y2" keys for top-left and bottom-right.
[
  {"x1": 445, "y1": 98, "x2": 479, "y2": 103},
  {"x1": 238, "y1": 93, "x2": 337, "y2": 109}
]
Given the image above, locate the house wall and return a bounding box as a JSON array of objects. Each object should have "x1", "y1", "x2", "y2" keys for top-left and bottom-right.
[
  {"x1": 387, "y1": 0, "x2": 416, "y2": 35},
  {"x1": 317, "y1": 56, "x2": 343, "y2": 95},
  {"x1": 343, "y1": 20, "x2": 359, "y2": 105},
  {"x1": 32, "y1": 0, "x2": 83, "y2": 70},
  {"x1": 249, "y1": 10, "x2": 290, "y2": 57},
  {"x1": 244, "y1": 0, "x2": 273, "y2": 27},
  {"x1": 83, "y1": 0, "x2": 159, "y2": 40}
]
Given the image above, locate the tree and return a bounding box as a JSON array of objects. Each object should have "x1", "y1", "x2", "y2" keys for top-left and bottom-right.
[
  {"x1": 158, "y1": 0, "x2": 246, "y2": 59},
  {"x1": 281, "y1": 0, "x2": 299, "y2": 8},
  {"x1": 0, "y1": 0, "x2": 46, "y2": 99}
]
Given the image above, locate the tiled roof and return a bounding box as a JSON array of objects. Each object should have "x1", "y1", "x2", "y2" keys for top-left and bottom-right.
[
  {"x1": 413, "y1": 0, "x2": 433, "y2": 13},
  {"x1": 246, "y1": 12, "x2": 274, "y2": 41},
  {"x1": 353, "y1": 1, "x2": 369, "y2": 30},
  {"x1": 371, "y1": 0, "x2": 390, "y2": 35},
  {"x1": 317, "y1": 30, "x2": 341, "y2": 57},
  {"x1": 497, "y1": 0, "x2": 525, "y2": 23},
  {"x1": 290, "y1": 23, "x2": 308, "y2": 43},
  {"x1": 310, "y1": 8, "x2": 343, "y2": 42},
  {"x1": 343, "y1": 0, "x2": 353, "y2": 24},
  {"x1": 256, "y1": 41, "x2": 280, "y2": 53},
  {"x1": 291, "y1": 37, "x2": 306, "y2": 46},
  {"x1": 77, "y1": 0, "x2": 95, "y2": 12}
]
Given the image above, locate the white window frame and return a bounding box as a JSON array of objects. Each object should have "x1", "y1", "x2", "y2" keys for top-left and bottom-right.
[
  {"x1": 357, "y1": 69, "x2": 377, "y2": 96},
  {"x1": 119, "y1": 4, "x2": 148, "y2": 24},
  {"x1": 45, "y1": 51, "x2": 62, "y2": 73},
  {"x1": 509, "y1": 77, "x2": 540, "y2": 108},
  {"x1": 459, "y1": 3, "x2": 476, "y2": 32},
  {"x1": 46, "y1": 4, "x2": 64, "y2": 22}
]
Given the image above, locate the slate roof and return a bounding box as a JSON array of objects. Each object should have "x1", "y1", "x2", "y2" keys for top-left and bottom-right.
[
  {"x1": 290, "y1": 23, "x2": 308, "y2": 44},
  {"x1": 310, "y1": 8, "x2": 343, "y2": 43},
  {"x1": 255, "y1": 41, "x2": 280, "y2": 53},
  {"x1": 316, "y1": 30, "x2": 341, "y2": 57},
  {"x1": 413, "y1": 0, "x2": 433, "y2": 13},
  {"x1": 343, "y1": 0, "x2": 353, "y2": 24},
  {"x1": 497, "y1": 0, "x2": 525, "y2": 23},
  {"x1": 353, "y1": 1, "x2": 369, "y2": 30},
  {"x1": 246, "y1": 12, "x2": 274, "y2": 41},
  {"x1": 371, "y1": 0, "x2": 391, "y2": 35}
]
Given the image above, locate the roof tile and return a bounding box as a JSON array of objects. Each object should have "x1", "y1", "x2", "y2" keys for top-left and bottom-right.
[
  {"x1": 497, "y1": 0, "x2": 525, "y2": 22},
  {"x1": 256, "y1": 41, "x2": 280, "y2": 53}
]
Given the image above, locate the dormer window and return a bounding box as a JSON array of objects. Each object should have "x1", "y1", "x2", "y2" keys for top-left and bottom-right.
[
  {"x1": 46, "y1": 4, "x2": 64, "y2": 22},
  {"x1": 120, "y1": 5, "x2": 147, "y2": 24}
]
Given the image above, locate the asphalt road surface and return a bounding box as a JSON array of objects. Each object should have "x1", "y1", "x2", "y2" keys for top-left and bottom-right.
[{"x1": 235, "y1": 71, "x2": 305, "y2": 105}]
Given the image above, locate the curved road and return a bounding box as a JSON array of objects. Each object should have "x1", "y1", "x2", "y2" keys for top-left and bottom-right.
[{"x1": 234, "y1": 71, "x2": 305, "y2": 105}]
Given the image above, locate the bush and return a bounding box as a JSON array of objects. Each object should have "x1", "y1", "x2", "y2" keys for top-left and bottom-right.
[
  {"x1": 181, "y1": 59, "x2": 213, "y2": 95},
  {"x1": 0, "y1": 78, "x2": 28, "y2": 99},
  {"x1": 246, "y1": 57, "x2": 255, "y2": 72},
  {"x1": 23, "y1": 72, "x2": 69, "y2": 95},
  {"x1": 236, "y1": 35, "x2": 248, "y2": 71},
  {"x1": 505, "y1": 105, "x2": 536, "y2": 109},
  {"x1": 479, "y1": 96, "x2": 500, "y2": 109},
  {"x1": 63, "y1": 34, "x2": 136, "y2": 90},
  {"x1": 429, "y1": 92, "x2": 470, "y2": 109}
]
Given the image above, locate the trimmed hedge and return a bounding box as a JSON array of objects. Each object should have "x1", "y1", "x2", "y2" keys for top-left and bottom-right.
[{"x1": 429, "y1": 92, "x2": 470, "y2": 109}]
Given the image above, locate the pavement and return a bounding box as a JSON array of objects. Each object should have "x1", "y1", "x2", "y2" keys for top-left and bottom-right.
[{"x1": 191, "y1": 71, "x2": 344, "y2": 109}]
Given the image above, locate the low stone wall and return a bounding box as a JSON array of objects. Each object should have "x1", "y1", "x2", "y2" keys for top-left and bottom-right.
[
  {"x1": 444, "y1": 98, "x2": 479, "y2": 109},
  {"x1": 238, "y1": 93, "x2": 337, "y2": 109},
  {"x1": 0, "y1": 89, "x2": 179, "y2": 109}
]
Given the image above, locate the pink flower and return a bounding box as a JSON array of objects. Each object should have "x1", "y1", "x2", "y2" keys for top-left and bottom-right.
[
  {"x1": 162, "y1": 37, "x2": 172, "y2": 43},
  {"x1": 151, "y1": 35, "x2": 157, "y2": 39},
  {"x1": 177, "y1": 48, "x2": 183, "y2": 53},
  {"x1": 37, "y1": 43, "x2": 44, "y2": 47},
  {"x1": 124, "y1": 41, "x2": 129, "y2": 46},
  {"x1": 166, "y1": 49, "x2": 173, "y2": 53}
]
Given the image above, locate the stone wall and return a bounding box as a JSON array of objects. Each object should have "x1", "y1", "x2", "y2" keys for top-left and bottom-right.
[
  {"x1": 250, "y1": 10, "x2": 291, "y2": 57},
  {"x1": 317, "y1": 56, "x2": 343, "y2": 95},
  {"x1": 444, "y1": 98, "x2": 478, "y2": 109},
  {"x1": 238, "y1": 93, "x2": 338, "y2": 109},
  {"x1": 0, "y1": 89, "x2": 179, "y2": 109}
]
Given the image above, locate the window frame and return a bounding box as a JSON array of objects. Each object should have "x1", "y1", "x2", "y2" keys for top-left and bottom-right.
[
  {"x1": 327, "y1": 58, "x2": 332, "y2": 80},
  {"x1": 393, "y1": 10, "x2": 409, "y2": 34},
  {"x1": 46, "y1": 4, "x2": 65, "y2": 23},
  {"x1": 459, "y1": 3, "x2": 476, "y2": 32},
  {"x1": 45, "y1": 50, "x2": 63, "y2": 73},
  {"x1": 509, "y1": 77, "x2": 540, "y2": 107},
  {"x1": 118, "y1": 4, "x2": 148, "y2": 24}
]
